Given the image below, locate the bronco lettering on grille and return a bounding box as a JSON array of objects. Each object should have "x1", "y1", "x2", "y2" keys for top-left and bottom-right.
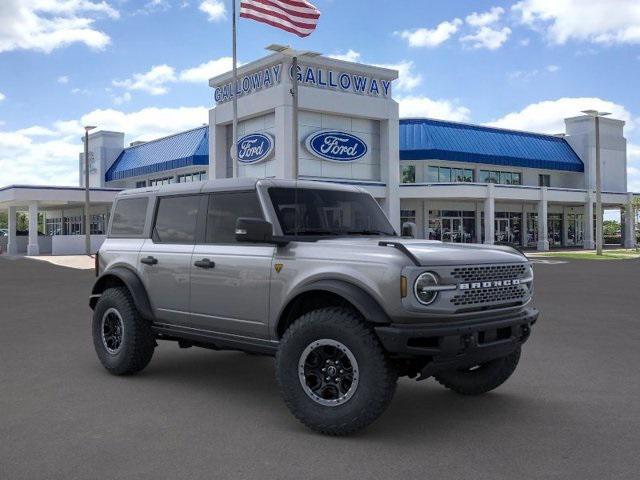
[{"x1": 458, "y1": 279, "x2": 521, "y2": 290}]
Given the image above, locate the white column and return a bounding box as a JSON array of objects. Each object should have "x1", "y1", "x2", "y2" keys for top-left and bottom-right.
[
  {"x1": 27, "y1": 203, "x2": 40, "y2": 256},
  {"x1": 381, "y1": 119, "x2": 400, "y2": 232},
  {"x1": 562, "y1": 207, "x2": 570, "y2": 247},
  {"x1": 475, "y1": 202, "x2": 483, "y2": 243},
  {"x1": 521, "y1": 204, "x2": 527, "y2": 248},
  {"x1": 584, "y1": 195, "x2": 595, "y2": 249},
  {"x1": 483, "y1": 184, "x2": 495, "y2": 245},
  {"x1": 624, "y1": 193, "x2": 636, "y2": 248},
  {"x1": 419, "y1": 199, "x2": 428, "y2": 239},
  {"x1": 537, "y1": 187, "x2": 549, "y2": 251},
  {"x1": 274, "y1": 104, "x2": 294, "y2": 180},
  {"x1": 7, "y1": 205, "x2": 18, "y2": 255}
]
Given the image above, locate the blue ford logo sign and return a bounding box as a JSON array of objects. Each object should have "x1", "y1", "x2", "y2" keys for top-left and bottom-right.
[
  {"x1": 234, "y1": 133, "x2": 274, "y2": 164},
  {"x1": 305, "y1": 131, "x2": 367, "y2": 162}
]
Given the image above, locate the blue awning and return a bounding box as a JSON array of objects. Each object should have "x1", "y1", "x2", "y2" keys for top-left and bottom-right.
[
  {"x1": 399, "y1": 118, "x2": 584, "y2": 172},
  {"x1": 105, "y1": 126, "x2": 209, "y2": 181}
]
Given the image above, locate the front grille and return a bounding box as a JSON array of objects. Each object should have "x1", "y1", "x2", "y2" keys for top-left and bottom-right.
[
  {"x1": 451, "y1": 285, "x2": 527, "y2": 307},
  {"x1": 451, "y1": 264, "x2": 527, "y2": 283}
]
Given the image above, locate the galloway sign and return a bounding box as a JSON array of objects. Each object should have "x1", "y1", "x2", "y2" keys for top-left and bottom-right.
[
  {"x1": 292, "y1": 64, "x2": 392, "y2": 99},
  {"x1": 234, "y1": 133, "x2": 275, "y2": 165},
  {"x1": 305, "y1": 131, "x2": 368, "y2": 163},
  {"x1": 214, "y1": 64, "x2": 282, "y2": 104}
]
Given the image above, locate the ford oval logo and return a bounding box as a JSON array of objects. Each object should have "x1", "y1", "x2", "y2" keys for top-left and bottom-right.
[
  {"x1": 305, "y1": 131, "x2": 368, "y2": 162},
  {"x1": 234, "y1": 133, "x2": 275, "y2": 164}
]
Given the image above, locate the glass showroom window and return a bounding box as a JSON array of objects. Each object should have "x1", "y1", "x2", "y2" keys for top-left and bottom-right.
[
  {"x1": 90, "y1": 214, "x2": 108, "y2": 235},
  {"x1": 427, "y1": 166, "x2": 473, "y2": 183},
  {"x1": 428, "y1": 210, "x2": 475, "y2": 243},
  {"x1": 177, "y1": 171, "x2": 208, "y2": 183},
  {"x1": 46, "y1": 218, "x2": 63, "y2": 235},
  {"x1": 401, "y1": 165, "x2": 415, "y2": 184},
  {"x1": 66, "y1": 216, "x2": 83, "y2": 235},
  {"x1": 401, "y1": 209, "x2": 416, "y2": 237},
  {"x1": 135, "y1": 180, "x2": 146, "y2": 188},
  {"x1": 480, "y1": 170, "x2": 522, "y2": 185},
  {"x1": 149, "y1": 177, "x2": 174, "y2": 186}
]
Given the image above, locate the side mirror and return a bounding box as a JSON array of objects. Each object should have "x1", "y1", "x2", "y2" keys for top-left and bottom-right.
[{"x1": 235, "y1": 217, "x2": 276, "y2": 244}]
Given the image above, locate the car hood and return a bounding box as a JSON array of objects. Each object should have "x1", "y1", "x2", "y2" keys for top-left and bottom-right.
[{"x1": 315, "y1": 237, "x2": 528, "y2": 266}]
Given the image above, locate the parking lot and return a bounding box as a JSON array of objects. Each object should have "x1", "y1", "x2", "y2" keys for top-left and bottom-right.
[{"x1": 1, "y1": 256, "x2": 639, "y2": 480}]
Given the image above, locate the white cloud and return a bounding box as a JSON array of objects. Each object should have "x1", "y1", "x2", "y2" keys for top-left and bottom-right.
[
  {"x1": 461, "y1": 26, "x2": 511, "y2": 50},
  {"x1": 113, "y1": 64, "x2": 177, "y2": 95},
  {"x1": 466, "y1": 7, "x2": 504, "y2": 27},
  {"x1": 199, "y1": 0, "x2": 226, "y2": 22},
  {"x1": 0, "y1": 0, "x2": 119, "y2": 54},
  {"x1": 0, "y1": 106, "x2": 209, "y2": 187},
  {"x1": 113, "y1": 91, "x2": 132, "y2": 105},
  {"x1": 508, "y1": 64, "x2": 560, "y2": 81},
  {"x1": 0, "y1": 92, "x2": 5, "y2": 102},
  {"x1": 398, "y1": 96, "x2": 471, "y2": 122},
  {"x1": 546, "y1": 64, "x2": 560, "y2": 72},
  {"x1": 57, "y1": 75, "x2": 69, "y2": 84},
  {"x1": 179, "y1": 56, "x2": 234, "y2": 82},
  {"x1": 396, "y1": 19, "x2": 462, "y2": 48},
  {"x1": 328, "y1": 50, "x2": 362, "y2": 63},
  {"x1": 513, "y1": 0, "x2": 640, "y2": 45},
  {"x1": 373, "y1": 60, "x2": 422, "y2": 93},
  {"x1": 520, "y1": 38, "x2": 531, "y2": 46},
  {"x1": 486, "y1": 97, "x2": 635, "y2": 134}
]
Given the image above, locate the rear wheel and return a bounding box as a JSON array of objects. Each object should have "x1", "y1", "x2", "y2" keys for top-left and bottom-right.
[
  {"x1": 92, "y1": 287, "x2": 155, "y2": 375},
  {"x1": 276, "y1": 307, "x2": 397, "y2": 436},
  {"x1": 434, "y1": 347, "x2": 521, "y2": 395}
]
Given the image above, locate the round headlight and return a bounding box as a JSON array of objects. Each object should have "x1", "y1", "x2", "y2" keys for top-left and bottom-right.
[{"x1": 414, "y1": 272, "x2": 439, "y2": 305}]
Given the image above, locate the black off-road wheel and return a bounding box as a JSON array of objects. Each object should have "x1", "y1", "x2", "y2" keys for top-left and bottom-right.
[
  {"x1": 434, "y1": 347, "x2": 521, "y2": 396},
  {"x1": 92, "y1": 287, "x2": 155, "y2": 375},
  {"x1": 276, "y1": 307, "x2": 397, "y2": 436}
]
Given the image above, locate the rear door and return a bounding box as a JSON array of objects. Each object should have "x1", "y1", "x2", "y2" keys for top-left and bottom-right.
[
  {"x1": 189, "y1": 191, "x2": 274, "y2": 339},
  {"x1": 139, "y1": 194, "x2": 205, "y2": 326}
]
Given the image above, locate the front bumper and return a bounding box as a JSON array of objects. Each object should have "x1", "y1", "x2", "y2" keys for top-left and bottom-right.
[{"x1": 375, "y1": 307, "x2": 538, "y2": 379}]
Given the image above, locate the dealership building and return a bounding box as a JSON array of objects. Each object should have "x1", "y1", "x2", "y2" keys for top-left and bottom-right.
[{"x1": 0, "y1": 52, "x2": 636, "y2": 255}]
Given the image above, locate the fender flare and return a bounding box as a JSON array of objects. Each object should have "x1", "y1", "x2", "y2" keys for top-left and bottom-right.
[
  {"x1": 281, "y1": 279, "x2": 391, "y2": 326},
  {"x1": 90, "y1": 266, "x2": 154, "y2": 321}
]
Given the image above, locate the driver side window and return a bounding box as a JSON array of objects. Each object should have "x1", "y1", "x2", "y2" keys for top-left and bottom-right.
[{"x1": 205, "y1": 191, "x2": 264, "y2": 244}]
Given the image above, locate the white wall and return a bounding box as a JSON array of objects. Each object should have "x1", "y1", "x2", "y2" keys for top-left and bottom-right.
[
  {"x1": 80, "y1": 131, "x2": 125, "y2": 188},
  {"x1": 52, "y1": 235, "x2": 106, "y2": 255}
]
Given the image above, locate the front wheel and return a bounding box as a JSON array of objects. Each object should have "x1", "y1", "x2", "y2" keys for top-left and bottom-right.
[
  {"x1": 275, "y1": 307, "x2": 397, "y2": 436},
  {"x1": 434, "y1": 347, "x2": 521, "y2": 396}
]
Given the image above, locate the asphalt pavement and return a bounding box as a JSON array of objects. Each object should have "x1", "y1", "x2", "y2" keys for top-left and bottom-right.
[{"x1": 1, "y1": 255, "x2": 639, "y2": 480}]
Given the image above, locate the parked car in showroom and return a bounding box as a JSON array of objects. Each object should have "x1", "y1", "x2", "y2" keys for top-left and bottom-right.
[{"x1": 90, "y1": 178, "x2": 538, "y2": 435}]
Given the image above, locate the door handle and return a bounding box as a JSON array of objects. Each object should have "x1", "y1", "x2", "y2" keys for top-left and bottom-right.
[
  {"x1": 141, "y1": 256, "x2": 158, "y2": 266},
  {"x1": 194, "y1": 258, "x2": 215, "y2": 269}
]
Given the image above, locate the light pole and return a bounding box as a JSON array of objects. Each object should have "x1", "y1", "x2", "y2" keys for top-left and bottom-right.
[
  {"x1": 83, "y1": 125, "x2": 96, "y2": 255},
  {"x1": 266, "y1": 44, "x2": 320, "y2": 179},
  {"x1": 581, "y1": 110, "x2": 610, "y2": 255}
]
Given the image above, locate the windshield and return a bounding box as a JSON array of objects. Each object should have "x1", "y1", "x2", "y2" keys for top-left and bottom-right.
[{"x1": 268, "y1": 187, "x2": 396, "y2": 237}]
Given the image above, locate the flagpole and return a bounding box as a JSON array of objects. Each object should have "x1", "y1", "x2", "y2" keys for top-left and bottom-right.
[
  {"x1": 231, "y1": 0, "x2": 239, "y2": 178},
  {"x1": 291, "y1": 55, "x2": 299, "y2": 179}
]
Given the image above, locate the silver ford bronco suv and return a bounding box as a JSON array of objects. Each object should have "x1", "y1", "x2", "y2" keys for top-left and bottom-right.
[{"x1": 90, "y1": 178, "x2": 538, "y2": 435}]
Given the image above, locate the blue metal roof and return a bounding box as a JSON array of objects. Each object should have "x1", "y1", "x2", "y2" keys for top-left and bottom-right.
[
  {"x1": 399, "y1": 118, "x2": 584, "y2": 172},
  {"x1": 105, "y1": 126, "x2": 209, "y2": 181}
]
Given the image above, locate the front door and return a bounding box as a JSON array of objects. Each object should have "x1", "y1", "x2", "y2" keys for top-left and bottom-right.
[
  {"x1": 442, "y1": 218, "x2": 462, "y2": 242},
  {"x1": 495, "y1": 218, "x2": 510, "y2": 243},
  {"x1": 189, "y1": 191, "x2": 274, "y2": 339}
]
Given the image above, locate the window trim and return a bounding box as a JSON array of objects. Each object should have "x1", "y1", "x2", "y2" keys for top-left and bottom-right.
[
  {"x1": 150, "y1": 193, "x2": 206, "y2": 245},
  {"x1": 200, "y1": 190, "x2": 266, "y2": 246}
]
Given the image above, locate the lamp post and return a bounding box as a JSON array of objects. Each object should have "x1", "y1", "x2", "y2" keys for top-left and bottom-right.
[
  {"x1": 581, "y1": 110, "x2": 610, "y2": 255},
  {"x1": 83, "y1": 125, "x2": 96, "y2": 255},
  {"x1": 265, "y1": 44, "x2": 320, "y2": 179}
]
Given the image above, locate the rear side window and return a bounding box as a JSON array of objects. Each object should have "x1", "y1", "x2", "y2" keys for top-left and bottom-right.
[
  {"x1": 205, "y1": 191, "x2": 263, "y2": 244},
  {"x1": 153, "y1": 195, "x2": 201, "y2": 244},
  {"x1": 110, "y1": 197, "x2": 148, "y2": 237}
]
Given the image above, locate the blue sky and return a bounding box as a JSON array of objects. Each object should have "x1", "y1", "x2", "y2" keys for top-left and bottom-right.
[{"x1": 1, "y1": 0, "x2": 639, "y2": 197}]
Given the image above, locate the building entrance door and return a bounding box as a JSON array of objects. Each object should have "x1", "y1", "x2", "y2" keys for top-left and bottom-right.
[
  {"x1": 442, "y1": 217, "x2": 463, "y2": 242},
  {"x1": 495, "y1": 218, "x2": 511, "y2": 244}
]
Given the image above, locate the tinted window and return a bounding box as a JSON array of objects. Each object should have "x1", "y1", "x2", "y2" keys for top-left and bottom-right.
[
  {"x1": 153, "y1": 195, "x2": 200, "y2": 244},
  {"x1": 268, "y1": 187, "x2": 396, "y2": 237},
  {"x1": 110, "y1": 197, "x2": 148, "y2": 237},
  {"x1": 205, "y1": 191, "x2": 263, "y2": 244}
]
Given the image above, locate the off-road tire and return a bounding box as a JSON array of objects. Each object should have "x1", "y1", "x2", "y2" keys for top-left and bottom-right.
[
  {"x1": 276, "y1": 307, "x2": 397, "y2": 436},
  {"x1": 434, "y1": 347, "x2": 521, "y2": 395},
  {"x1": 92, "y1": 287, "x2": 155, "y2": 375}
]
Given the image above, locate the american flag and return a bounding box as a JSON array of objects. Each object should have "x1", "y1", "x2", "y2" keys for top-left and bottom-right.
[{"x1": 240, "y1": 0, "x2": 321, "y2": 38}]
